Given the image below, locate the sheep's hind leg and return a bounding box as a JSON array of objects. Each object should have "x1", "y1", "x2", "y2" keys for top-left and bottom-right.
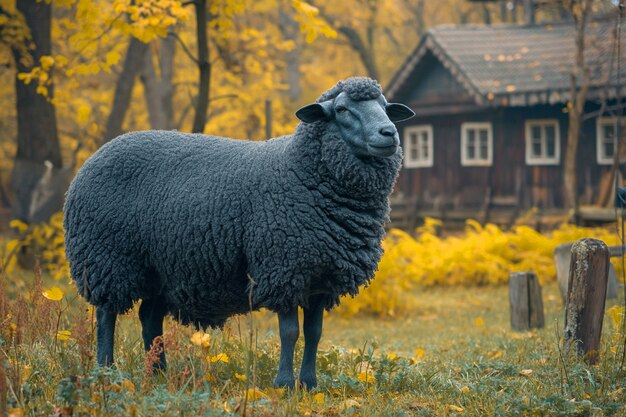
[
  {"x1": 274, "y1": 307, "x2": 299, "y2": 389},
  {"x1": 139, "y1": 296, "x2": 168, "y2": 370},
  {"x1": 299, "y1": 295, "x2": 324, "y2": 389},
  {"x1": 96, "y1": 307, "x2": 117, "y2": 366}
]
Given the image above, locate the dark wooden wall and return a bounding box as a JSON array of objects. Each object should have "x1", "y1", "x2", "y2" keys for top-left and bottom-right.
[{"x1": 396, "y1": 103, "x2": 613, "y2": 213}]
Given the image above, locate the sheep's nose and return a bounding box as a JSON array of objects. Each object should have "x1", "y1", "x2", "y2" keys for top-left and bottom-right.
[{"x1": 379, "y1": 126, "x2": 397, "y2": 137}]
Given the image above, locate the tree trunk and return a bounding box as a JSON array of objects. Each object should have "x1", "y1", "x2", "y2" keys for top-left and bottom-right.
[
  {"x1": 482, "y1": 4, "x2": 492, "y2": 25},
  {"x1": 103, "y1": 37, "x2": 149, "y2": 143},
  {"x1": 192, "y1": 0, "x2": 210, "y2": 133},
  {"x1": 279, "y1": 4, "x2": 301, "y2": 101},
  {"x1": 524, "y1": 0, "x2": 535, "y2": 25},
  {"x1": 10, "y1": 0, "x2": 66, "y2": 223},
  {"x1": 159, "y1": 34, "x2": 176, "y2": 130},
  {"x1": 140, "y1": 47, "x2": 168, "y2": 130},
  {"x1": 310, "y1": 1, "x2": 380, "y2": 80},
  {"x1": 563, "y1": 0, "x2": 591, "y2": 223}
]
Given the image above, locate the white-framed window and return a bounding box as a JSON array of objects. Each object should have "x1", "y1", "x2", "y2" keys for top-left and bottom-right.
[
  {"x1": 461, "y1": 122, "x2": 492, "y2": 166},
  {"x1": 525, "y1": 119, "x2": 560, "y2": 165},
  {"x1": 404, "y1": 125, "x2": 433, "y2": 168},
  {"x1": 596, "y1": 117, "x2": 624, "y2": 165}
]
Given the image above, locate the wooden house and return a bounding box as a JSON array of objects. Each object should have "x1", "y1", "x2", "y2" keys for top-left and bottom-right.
[{"x1": 386, "y1": 20, "x2": 626, "y2": 228}]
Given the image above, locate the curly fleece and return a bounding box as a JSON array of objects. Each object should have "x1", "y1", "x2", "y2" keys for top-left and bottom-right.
[{"x1": 64, "y1": 77, "x2": 402, "y2": 329}]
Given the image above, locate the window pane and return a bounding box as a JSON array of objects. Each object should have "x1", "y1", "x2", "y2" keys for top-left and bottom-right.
[
  {"x1": 467, "y1": 129, "x2": 475, "y2": 145},
  {"x1": 603, "y1": 124, "x2": 615, "y2": 141},
  {"x1": 545, "y1": 125, "x2": 555, "y2": 141},
  {"x1": 605, "y1": 141, "x2": 615, "y2": 159},
  {"x1": 546, "y1": 136, "x2": 555, "y2": 157},
  {"x1": 467, "y1": 142, "x2": 475, "y2": 159},
  {"x1": 479, "y1": 129, "x2": 488, "y2": 143},
  {"x1": 410, "y1": 133, "x2": 418, "y2": 146},
  {"x1": 531, "y1": 126, "x2": 542, "y2": 141},
  {"x1": 532, "y1": 140, "x2": 542, "y2": 157},
  {"x1": 411, "y1": 148, "x2": 418, "y2": 160},
  {"x1": 466, "y1": 129, "x2": 475, "y2": 159},
  {"x1": 479, "y1": 129, "x2": 489, "y2": 160},
  {"x1": 480, "y1": 142, "x2": 489, "y2": 160}
]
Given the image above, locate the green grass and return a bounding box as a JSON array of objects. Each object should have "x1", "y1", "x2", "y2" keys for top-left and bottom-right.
[{"x1": 2, "y1": 272, "x2": 625, "y2": 417}]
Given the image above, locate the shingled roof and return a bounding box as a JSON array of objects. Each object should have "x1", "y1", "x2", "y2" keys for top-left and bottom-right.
[{"x1": 386, "y1": 19, "x2": 626, "y2": 107}]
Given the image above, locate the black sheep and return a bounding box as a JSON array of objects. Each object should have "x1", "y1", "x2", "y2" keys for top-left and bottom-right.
[{"x1": 63, "y1": 77, "x2": 414, "y2": 388}]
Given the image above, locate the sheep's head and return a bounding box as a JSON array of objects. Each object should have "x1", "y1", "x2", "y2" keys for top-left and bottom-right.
[{"x1": 295, "y1": 77, "x2": 414, "y2": 158}]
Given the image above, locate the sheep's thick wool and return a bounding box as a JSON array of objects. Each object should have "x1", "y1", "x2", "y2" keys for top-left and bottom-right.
[{"x1": 64, "y1": 77, "x2": 402, "y2": 329}]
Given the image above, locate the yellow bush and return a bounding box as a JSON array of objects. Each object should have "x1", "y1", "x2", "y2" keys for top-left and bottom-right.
[
  {"x1": 7, "y1": 213, "x2": 69, "y2": 281},
  {"x1": 5, "y1": 214, "x2": 622, "y2": 319},
  {"x1": 338, "y1": 218, "x2": 622, "y2": 317}
]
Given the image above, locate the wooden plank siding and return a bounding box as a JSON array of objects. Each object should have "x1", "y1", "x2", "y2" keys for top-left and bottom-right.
[{"x1": 396, "y1": 103, "x2": 614, "y2": 217}]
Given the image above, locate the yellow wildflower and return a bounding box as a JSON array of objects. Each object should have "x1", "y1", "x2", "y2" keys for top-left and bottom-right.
[
  {"x1": 207, "y1": 353, "x2": 229, "y2": 363},
  {"x1": 357, "y1": 371, "x2": 375, "y2": 383},
  {"x1": 190, "y1": 331, "x2": 211, "y2": 348}
]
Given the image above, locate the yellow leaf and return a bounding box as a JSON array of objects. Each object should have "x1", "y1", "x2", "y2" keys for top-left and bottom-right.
[
  {"x1": 121, "y1": 380, "x2": 135, "y2": 392},
  {"x1": 245, "y1": 387, "x2": 268, "y2": 401},
  {"x1": 474, "y1": 317, "x2": 485, "y2": 327},
  {"x1": 387, "y1": 353, "x2": 398, "y2": 360},
  {"x1": 415, "y1": 348, "x2": 425, "y2": 357},
  {"x1": 487, "y1": 349, "x2": 504, "y2": 359},
  {"x1": 312, "y1": 392, "x2": 325, "y2": 404},
  {"x1": 17, "y1": 72, "x2": 33, "y2": 84},
  {"x1": 57, "y1": 329, "x2": 72, "y2": 340},
  {"x1": 7, "y1": 408, "x2": 25, "y2": 417},
  {"x1": 42, "y1": 286, "x2": 64, "y2": 301},
  {"x1": 234, "y1": 373, "x2": 247, "y2": 381},
  {"x1": 446, "y1": 405, "x2": 465, "y2": 412},
  {"x1": 9, "y1": 219, "x2": 29, "y2": 232},
  {"x1": 36, "y1": 85, "x2": 48, "y2": 97},
  {"x1": 40, "y1": 55, "x2": 55, "y2": 70},
  {"x1": 76, "y1": 103, "x2": 91, "y2": 126},
  {"x1": 105, "y1": 51, "x2": 121, "y2": 66},
  {"x1": 520, "y1": 369, "x2": 533, "y2": 375},
  {"x1": 460, "y1": 385, "x2": 470, "y2": 393}
]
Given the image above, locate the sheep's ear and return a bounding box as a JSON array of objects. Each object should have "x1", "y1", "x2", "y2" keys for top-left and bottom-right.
[
  {"x1": 295, "y1": 101, "x2": 333, "y2": 123},
  {"x1": 386, "y1": 103, "x2": 415, "y2": 122}
]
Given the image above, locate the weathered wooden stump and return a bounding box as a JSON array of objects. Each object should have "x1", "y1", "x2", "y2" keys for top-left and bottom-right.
[
  {"x1": 509, "y1": 272, "x2": 545, "y2": 331},
  {"x1": 563, "y1": 238, "x2": 609, "y2": 364},
  {"x1": 554, "y1": 242, "x2": 618, "y2": 302}
]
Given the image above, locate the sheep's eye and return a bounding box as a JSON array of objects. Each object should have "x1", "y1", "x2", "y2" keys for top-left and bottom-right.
[{"x1": 336, "y1": 106, "x2": 348, "y2": 113}]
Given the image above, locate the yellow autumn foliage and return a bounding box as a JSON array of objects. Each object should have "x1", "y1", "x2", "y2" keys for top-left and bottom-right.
[
  {"x1": 338, "y1": 218, "x2": 621, "y2": 317},
  {"x1": 5, "y1": 215, "x2": 621, "y2": 320},
  {"x1": 7, "y1": 212, "x2": 69, "y2": 281}
]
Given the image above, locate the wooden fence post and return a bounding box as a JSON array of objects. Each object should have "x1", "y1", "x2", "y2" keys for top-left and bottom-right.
[
  {"x1": 563, "y1": 238, "x2": 609, "y2": 364},
  {"x1": 509, "y1": 272, "x2": 545, "y2": 331},
  {"x1": 554, "y1": 242, "x2": 618, "y2": 302}
]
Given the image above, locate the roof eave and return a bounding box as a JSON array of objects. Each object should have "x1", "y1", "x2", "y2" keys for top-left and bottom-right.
[{"x1": 386, "y1": 32, "x2": 486, "y2": 106}]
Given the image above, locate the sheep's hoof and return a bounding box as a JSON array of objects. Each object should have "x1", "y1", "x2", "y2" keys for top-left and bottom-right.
[
  {"x1": 298, "y1": 375, "x2": 317, "y2": 389},
  {"x1": 273, "y1": 375, "x2": 295, "y2": 389}
]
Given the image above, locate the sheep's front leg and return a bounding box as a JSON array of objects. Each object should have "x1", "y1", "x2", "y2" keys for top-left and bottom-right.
[
  {"x1": 96, "y1": 307, "x2": 117, "y2": 366},
  {"x1": 299, "y1": 295, "x2": 324, "y2": 388},
  {"x1": 139, "y1": 297, "x2": 168, "y2": 370},
  {"x1": 274, "y1": 307, "x2": 299, "y2": 389}
]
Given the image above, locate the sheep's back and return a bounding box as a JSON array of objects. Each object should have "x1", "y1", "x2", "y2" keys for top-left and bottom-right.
[{"x1": 64, "y1": 130, "x2": 286, "y2": 318}]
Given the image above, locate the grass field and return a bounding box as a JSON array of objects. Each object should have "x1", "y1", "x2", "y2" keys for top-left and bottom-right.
[{"x1": 1, "y1": 268, "x2": 625, "y2": 417}]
